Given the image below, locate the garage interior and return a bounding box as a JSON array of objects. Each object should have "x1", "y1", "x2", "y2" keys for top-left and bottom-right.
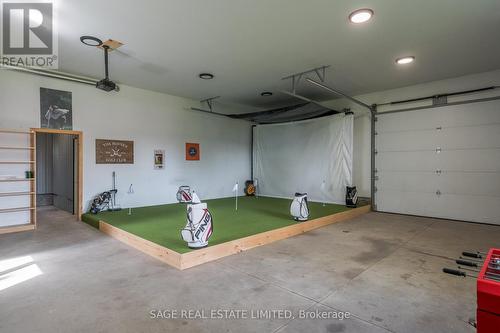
[{"x1": 1, "y1": 1, "x2": 500, "y2": 333}]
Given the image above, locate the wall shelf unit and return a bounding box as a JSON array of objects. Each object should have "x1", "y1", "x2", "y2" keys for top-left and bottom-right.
[
  {"x1": 0, "y1": 178, "x2": 36, "y2": 182},
  {"x1": 0, "y1": 147, "x2": 35, "y2": 150},
  {"x1": 0, "y1": 192, "x2": 35, "y2": 197},
  {"x1": 0, "y1": 129, "x2": 36, "y2": 234}
]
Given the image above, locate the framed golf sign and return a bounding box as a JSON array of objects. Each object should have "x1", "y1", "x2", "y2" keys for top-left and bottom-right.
[
  {"x1": 185, "y1": 142, "x2": 200, "y2": 161},
  {"x1": 96, "y1": 139, "x2": 134, "y2": 164}
]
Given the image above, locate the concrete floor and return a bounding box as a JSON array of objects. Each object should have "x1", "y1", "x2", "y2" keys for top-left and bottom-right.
[{"x1": 1, "y1": 207, "x2": 498, "y2": 333}]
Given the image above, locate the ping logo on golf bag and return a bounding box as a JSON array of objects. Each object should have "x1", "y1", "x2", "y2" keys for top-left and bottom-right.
[{"x1": 195, "y1": 210, "x2": 212, "y2": 239}]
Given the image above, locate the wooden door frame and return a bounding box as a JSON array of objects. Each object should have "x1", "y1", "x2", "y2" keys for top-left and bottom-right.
[{"x1": 31, "y1": 128, "x2": 83, "y2": 220}]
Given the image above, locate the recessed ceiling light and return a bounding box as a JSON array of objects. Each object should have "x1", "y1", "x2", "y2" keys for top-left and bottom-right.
[
  {"x1": 261, "y1": 92, "x2": 273, "y2": 97},
  {"x1": 80, "y1": 35, "x2": 103, "y2": 47},
  {"x1": 349, "y1": 9, "x2": 374, "y2": 24},
  {"x1": 199, "y1": 73, "x2": 214, "y2": 80},
  {"x1": 396, "y1": 56, "x2": 415, "y2": 65}
]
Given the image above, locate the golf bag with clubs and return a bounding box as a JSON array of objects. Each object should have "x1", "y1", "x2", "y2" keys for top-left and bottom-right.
[
  {"x1": 346, "y1": 186, "x2": 358, "y2": 208},
  {"x1": 180, "y1": 193, "x2": 213, "y2": 249},
  {"x1": 176, "y1": 185, "x2": 193, "y2": 203},
  {"x1": 90, "y1": 191, "x2": 112, "y2": 214},
  {"x1": 290, "y1": 193, "x2": 309, "y2": 222}
]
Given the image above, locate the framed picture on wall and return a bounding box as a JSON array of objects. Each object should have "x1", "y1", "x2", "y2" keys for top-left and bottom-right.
[
  {"x1": 40, "y1": 88, "x2": 73, "y2": 130},
  {"x1": 154, "y1": 150, "x2": 165, "y2": 169},
  {"x1": 185, "y1": 143, "x2": 200, "y2": 161}
]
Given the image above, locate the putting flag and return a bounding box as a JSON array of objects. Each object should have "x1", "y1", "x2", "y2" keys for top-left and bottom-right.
[
  {"x1": 232, "y1": 182, "x2": 239, "y2": 192},
  {"x1": 191, "y1": 191, "x2": 201, "y2": 204},
  {"x1": 320, "y1": 180, "x2": 326, "y2": 191}
]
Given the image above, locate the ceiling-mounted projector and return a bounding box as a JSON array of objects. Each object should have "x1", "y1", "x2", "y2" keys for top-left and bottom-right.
[
  {"x1": 96, "y1": 77, "x2": 117, "y2": 92},
  {"x1": 80, "y1": 36, "x2": 121, "y2": 92}
]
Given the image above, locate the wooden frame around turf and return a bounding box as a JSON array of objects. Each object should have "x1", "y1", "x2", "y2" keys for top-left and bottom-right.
[{"x1": 98, "y1": 205, "x2": 371, "y2": 270}]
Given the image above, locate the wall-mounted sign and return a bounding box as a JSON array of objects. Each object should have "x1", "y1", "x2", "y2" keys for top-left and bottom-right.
[
  {"x1": 96, "y1": 139, "x2": 134, "y2": 164},
  {"x1": 185, "y1": 143, "x2": 200, "y2": 161},
  {"x1": 154, "y1": 150, "x2": 165, "y2": 169}
]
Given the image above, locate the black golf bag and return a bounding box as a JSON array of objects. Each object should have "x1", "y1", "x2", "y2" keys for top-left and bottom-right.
[
  {"x1": 90, "y1": 191, "x2": 112, "y2": 214},
  {"x1": 346, "y1": 186, "x2": 358, "y2": 208}
]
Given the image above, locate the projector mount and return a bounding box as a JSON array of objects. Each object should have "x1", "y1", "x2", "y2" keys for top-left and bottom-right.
[{"x1": 80, "y1": 36, "x2": 123, "y2": 92}]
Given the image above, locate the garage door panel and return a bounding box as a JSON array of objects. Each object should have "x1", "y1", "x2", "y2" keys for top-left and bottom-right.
[
  {"x1": 377, "y1": 172, "x2": 500, "y2": 197},
  {"x1": 377, "y1": 191, "x2": 500, "y2": 225},
  {"x1": 377, "y1": 100, "x2": 500, "y2": 132},
  {"x1": 438, "y1": 125, "x2": 500, "y2": 149},
  {"x1": 376, "y1": 151, "x2": 438, "y2": 170},
  {"x1": 376, "y1": 149, "x2": 500, "y2": 173},
  {"x1": 375, "y1": 98, "x2": 500, "y2": 224},
  {"x1": 439, "y1": 173, "x2": 500, "y2": 197},
  {"x1": 376, "y1": 109, "x2": 442, "y2": 132},
  {"x1": 435, "y1": 101, "x2": 500, "y2": 126},
  {"x1": 376, "y1": 131, "x2": 439, "y2": 151},
  {"x1": 376, "y1": 191, "x2": 442, "y2": 218},
  {"x1": 437, "y1": 149, "x2": 500, "y2": 172},
  {"x1": 377, "y1": 172, "x2": 440, "y2": 193},
  {"x1": 377, "y1": 125, "x2": 500, "y2": 151}
]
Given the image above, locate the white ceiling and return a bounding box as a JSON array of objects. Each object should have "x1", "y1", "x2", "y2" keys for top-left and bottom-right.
[{"x1": 57, "y1": 0, "x2": 500, "y2": 109}]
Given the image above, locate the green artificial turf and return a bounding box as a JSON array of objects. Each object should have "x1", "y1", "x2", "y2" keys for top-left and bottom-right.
[{"x1": 82, "y1": 196, "x2": 351, "y2": 253}]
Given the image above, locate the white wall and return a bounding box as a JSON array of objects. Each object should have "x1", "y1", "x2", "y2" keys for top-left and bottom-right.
[
  {"x1": 2, "y1": 68, "x2": 499, "y2": 216},
  {"x1": 0, "y1": 70, "x2": 252, "y2": 216},
  {"x1": 325, "y1": 69, "x2": 500, "y2": 197}
]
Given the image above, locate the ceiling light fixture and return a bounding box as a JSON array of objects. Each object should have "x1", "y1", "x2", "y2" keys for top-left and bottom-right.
[
  {"x1": 261, "y1": 92, "x2": 273, "y2": 97},
  {"x1": 80, "y1": 36, "x2": 103, "y2": 47},
  {"x1": 396, "y1": 56, "x2": 415, "y2": 65},
  {"x1": 199, "y1": 73, "x2": 214, "y2": 80},
  {"x1": 349, "y1": 9, "x2": 374, "y2": 24}
]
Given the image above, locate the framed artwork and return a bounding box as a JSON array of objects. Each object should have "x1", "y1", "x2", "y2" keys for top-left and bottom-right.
[
  {"x1": 96, "y1": 139, "x2": 134, "y2": 164},
  {"x1": 154, "y1": 150, "x2": 165, "y2": 169},
  {"x1": 185, "y1": 143, "x2": 200, "y2": 161},
  {"x1": 40, "y1": 88, "x2": 73, "y2": 130}
]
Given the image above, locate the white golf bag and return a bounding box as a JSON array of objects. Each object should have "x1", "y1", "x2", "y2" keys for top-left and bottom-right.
[
  {"x1": 176, "y1": 185, "x2": 192, "y2": 203},
  {"x1": 290, "y1": 193, "x2": 309, "y2": 222},
  {"x1": 180, "y1": 193, "x2": 213, "y2": 249}
]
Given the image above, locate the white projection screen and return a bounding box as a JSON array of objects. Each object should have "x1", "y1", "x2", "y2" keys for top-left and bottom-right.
[{"x1": 253, "y1": 114, "x2": 353, "y2": 204}]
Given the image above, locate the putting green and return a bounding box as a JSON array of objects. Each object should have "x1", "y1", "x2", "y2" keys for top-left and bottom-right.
[{"x1": 82, "y1": 196, "x2": 351, "y2": 253}]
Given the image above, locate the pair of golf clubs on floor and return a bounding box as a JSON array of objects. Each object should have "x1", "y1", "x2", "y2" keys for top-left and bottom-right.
[{"x1": 442, "y1": 250, "x2": 500, "y2": 282}]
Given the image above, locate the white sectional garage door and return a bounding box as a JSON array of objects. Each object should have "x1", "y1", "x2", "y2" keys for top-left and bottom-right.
[{"x1": 375, "y1": 99, "x2": 500, "y2": 225}]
